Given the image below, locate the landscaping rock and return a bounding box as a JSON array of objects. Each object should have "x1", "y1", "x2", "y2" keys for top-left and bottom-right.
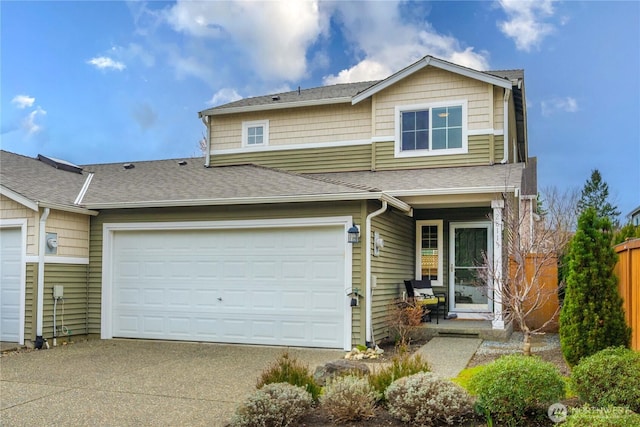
[{"x1": 313, "y1": 359, "x2": 370, "y2": 386}]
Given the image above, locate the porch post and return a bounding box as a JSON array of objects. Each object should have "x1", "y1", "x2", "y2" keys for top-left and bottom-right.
[{"x1": 491, "y1": 199, "x2": 505, "y2": 329}]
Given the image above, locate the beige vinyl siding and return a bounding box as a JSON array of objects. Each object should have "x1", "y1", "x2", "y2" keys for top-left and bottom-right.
[
  {"x1": 46, "y1": 210, "x2": 90, "y2": 258},
  {"x1": 373, "y1": 136, "x2": 493, "y2": 170},
  {"x1": 209, "y1": 143, "x2": 372, "y2": 172},
  {"x1": 88, "y1": 202, "x2": 367, "y2": 345},
  {"x1": 0, "y1": 195, "x2": 37, "y2": 255},
  {"x1": 373, "y1": 67, "x2": 492, "y2": 138},
  {"x1": 369, "y1": 206, "x2": 415, "y2": 343},
  {"x1": 211, "y1": 102, "x2": 372, "y2": 151}
]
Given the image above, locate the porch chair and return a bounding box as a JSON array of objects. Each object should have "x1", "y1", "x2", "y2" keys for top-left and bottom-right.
[{"x1": 404, "y1": 279, "x2": 447, "y2": 324}]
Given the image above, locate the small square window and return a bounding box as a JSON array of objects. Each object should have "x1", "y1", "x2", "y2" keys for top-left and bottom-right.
[{"x1": 242, "y1": 120, "x2": 269, "y2": 147}]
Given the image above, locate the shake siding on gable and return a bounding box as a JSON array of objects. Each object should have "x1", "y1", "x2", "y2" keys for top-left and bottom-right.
[
  {"x1": 46, "y1": 210, "x2": 90, "y2": 258},
  {"x1": 211, "y1": 102, "x2": 372, "y2": 151},
  {"x1": 88, "y1": 202, "x2": 368, "y2": 345},
  {"x1": 372, "y1": 68, "x2": 494, "y2": 137}
]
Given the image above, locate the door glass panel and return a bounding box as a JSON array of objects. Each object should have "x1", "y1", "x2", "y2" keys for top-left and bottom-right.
[{"x1": 453, "y1": 226, "x2": 489, "y2": 311}]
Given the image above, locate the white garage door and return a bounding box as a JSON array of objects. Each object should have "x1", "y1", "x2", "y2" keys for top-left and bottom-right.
[
  {"x1": 110, "y1": 226, "x2": 347, "y2": 348},
  {"x1": 1, "y1": 228, "x2": 22, "y2": 342}
]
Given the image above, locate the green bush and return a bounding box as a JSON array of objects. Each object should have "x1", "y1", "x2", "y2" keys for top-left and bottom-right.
[
  {"x1": 320, "y1": 375, "x2": 378, "y2": 423},
  {"x1": 571, "y1": 347, "x2": 640, "y2": 412},
  {"x1": 451, "y1": 365, "x2": 487, "y2": 394},
  {"x1": 231, "y1": 382, "x2": 312, "y2": 427},
  {"x1": 256, "y1": 352, "x2": 321, "y2": 401},
  {"x1": 385, "y1": 372, "x2": 474, "y2": 426},
  {"x1": 564, "y1": 406, "x2": 640, "y2": 427},
  {"x1": 468, "y1": 354, "x2": 565, "y2": 424},
  {"x1": 368, "y1": 352, "x2": 430, "y2": 399}
]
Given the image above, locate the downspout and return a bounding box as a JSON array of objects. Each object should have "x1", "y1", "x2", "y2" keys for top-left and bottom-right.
[
  {"x1": 201, "y1": 115, "x2": 211, "y2": 168},
  {"x1": 500, "y1": 88, "x2": 511, "y2": 164},
  {"x1": 35, "y1": 207, "x2": 50, "y2": 349},
  {"x1": 365, "y1": 200, "x2": 388, "y2": 346}
]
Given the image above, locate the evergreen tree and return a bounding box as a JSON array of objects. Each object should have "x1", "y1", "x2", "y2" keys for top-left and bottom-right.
[
  {"x1": 559, "y1": 208, "x2": 631, "y2": 366},
  {"x1": 577, "y1": 169, "x2": 621, "y2": 224}
]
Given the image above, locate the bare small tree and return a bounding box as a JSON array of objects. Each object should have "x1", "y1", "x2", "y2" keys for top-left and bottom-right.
[{"x1": 479, "y1": 188, "x2": 577, "y2": 355}]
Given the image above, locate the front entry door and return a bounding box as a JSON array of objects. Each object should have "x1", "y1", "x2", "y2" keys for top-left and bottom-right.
[{"x1": 449, "y1": 222, "x2": 492, "y2": 313}]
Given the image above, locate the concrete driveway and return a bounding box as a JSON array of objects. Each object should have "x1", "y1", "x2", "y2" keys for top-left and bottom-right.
[{"x1": 0, "y1": 339, "x2": 344, "y2": 426}]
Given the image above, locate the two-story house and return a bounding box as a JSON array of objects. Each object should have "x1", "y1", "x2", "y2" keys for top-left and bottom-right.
[{"x1": 1, "y1": 56, "x2": 534, "y2": 351}]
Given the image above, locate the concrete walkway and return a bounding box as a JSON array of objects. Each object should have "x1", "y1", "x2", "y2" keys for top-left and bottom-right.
[{"x1": 415, "y1": 337, "x2": 483, "y2": 378}]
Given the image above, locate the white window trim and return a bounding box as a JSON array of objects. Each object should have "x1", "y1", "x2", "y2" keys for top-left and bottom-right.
[
  {"x1": 394, "y1": 100, "x2": 468, "y2": 158},
  {"x1": 242, "y1": 120, "x2": 269, "y2": 148},
  {"x1": 415, "y1": 220, "x2": 444, "y2": 287}
]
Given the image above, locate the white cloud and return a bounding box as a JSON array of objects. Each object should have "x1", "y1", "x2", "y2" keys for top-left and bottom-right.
[
  {"x1": 497, "y1": 0, "x2": 556, "y2": 51},
  {"x1": 208, "y1": 88, "x2": 243, "y2": 106},
  {"x1": 322, "y1": 1, "x2": 489, "y2": 85},
  {"x1": 541, "y1": 96, "x2": 578, "y2": 116},
  {"x1": 164, "y1": 0, "x2": 327, "y2": 81},
  {"x1": 11, "y1": 95, "x2": 35, "y2": 109},
  {"x1": 22, "y1": 106, "x2": 47, "y2": 136},
  {"x1": 87, "y1": 56, "x2": 126, "y2": 71}
]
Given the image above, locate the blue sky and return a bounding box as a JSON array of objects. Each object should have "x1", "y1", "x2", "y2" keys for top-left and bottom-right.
[{"x1": 1, "y1": 1, "x2": 639, "y2": 218}]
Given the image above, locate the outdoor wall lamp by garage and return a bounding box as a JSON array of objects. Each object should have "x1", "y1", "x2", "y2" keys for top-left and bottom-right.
[{"x1": 347, "y1": 224, "x2": 360, "y2": 244}]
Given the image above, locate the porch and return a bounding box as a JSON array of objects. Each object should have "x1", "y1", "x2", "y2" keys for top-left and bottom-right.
[{"x1": 415, "y1": 318, "x2": 513, "y2": 341}]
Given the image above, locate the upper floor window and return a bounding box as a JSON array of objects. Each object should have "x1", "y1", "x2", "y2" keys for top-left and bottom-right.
[
  {"x1": 242, "y1": 120, "x2": 269, "y2": 147},
  {"x1": 395, "y1": 101, "x2": 467, "y2": 157}
]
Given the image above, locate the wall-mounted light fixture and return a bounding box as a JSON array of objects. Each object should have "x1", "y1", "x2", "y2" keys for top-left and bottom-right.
[
  {"x1": 348, "y1": 287, "x2": 360, "y2": 306},
  {"x1": 373, "y1": 231, "x2": 384, "y2": 256},
  {"x1": 347, "y1": 224, "x2": 360, "y2": 244}
]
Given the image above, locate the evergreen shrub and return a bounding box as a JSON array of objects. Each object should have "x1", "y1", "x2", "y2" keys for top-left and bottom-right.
[
  {"x1": 563, "y1": 406, "x2": 640, "y2": 427},
  {"x1": 559, "y1": 208, "x2": 631, "y2": 366},
  {"x1": 571, "y1": 346, "x2": 640, "y2": 412},
  {"x1": 468, "y1": 354, "x2": 565, "y2": 424}
]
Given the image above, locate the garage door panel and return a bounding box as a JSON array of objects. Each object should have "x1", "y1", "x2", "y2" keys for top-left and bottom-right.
[
  {"x1": 111, "y1": 226, "x2": 346, "y2": 348},
  {"x1": 1, "y1": 228, "x2": 23, "y2": 342}
]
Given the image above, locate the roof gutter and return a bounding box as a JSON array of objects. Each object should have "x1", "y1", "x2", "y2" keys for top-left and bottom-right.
[
  {"x1": 84, "y1": 192, "x2": 412, "y2": 212},
  {"x1": 35, "y1": 207, "x2": 50, "y2": 349}
]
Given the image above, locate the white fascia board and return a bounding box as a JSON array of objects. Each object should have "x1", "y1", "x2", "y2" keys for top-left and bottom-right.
[
  {"x1": 212, "y1": 139, "x2": 371, "y2": 156},
  {"x1": 352, "y1": 56, "x2": 512, "y2": 105},
  {"x1": 0, "y1": 185, "x2": 38, "y2": 211},
  {"x1": 201, "y1": 97, "x2": 352, "y2": 117},
  {"x1": 85, "y1": 192, "x2": 412, "y2": 213},
  {"x1": 38, "y1": 202, "x2": 99, "y2": 216}
]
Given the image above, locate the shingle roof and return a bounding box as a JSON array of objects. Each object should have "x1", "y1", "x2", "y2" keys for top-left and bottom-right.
[
  {"x1": 79, "y1": 157, "x2": 376, "y2": 208},
  {"x1": 0, "y1": 150, "x2": 89, "y2": 207},
  {"x1": 200, "y1": 56, "x2": 525, "y2": 116},
  {"x1": 200, "y1": 81, "x2": 379, "y2": 116}
]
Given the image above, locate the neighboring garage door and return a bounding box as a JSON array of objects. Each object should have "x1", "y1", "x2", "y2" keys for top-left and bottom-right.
[
  {"x1": 110, "y1": 225, "x2": 346, "y2": 348},
  {"x1": 0, "y1": 228, "x2": 22, "y2": 342}
]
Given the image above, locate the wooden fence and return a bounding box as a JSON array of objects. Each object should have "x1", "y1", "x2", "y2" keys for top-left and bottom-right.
[
  {"x1": 614, "y1": 239, "x2": 640, "y2": 351},
  {"x1": 509, "y1": 254, "x2": 560, "y2": 333}
]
